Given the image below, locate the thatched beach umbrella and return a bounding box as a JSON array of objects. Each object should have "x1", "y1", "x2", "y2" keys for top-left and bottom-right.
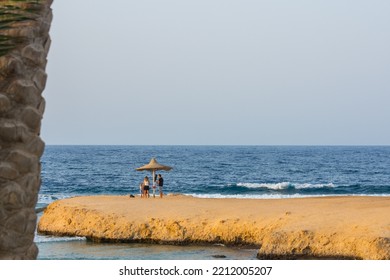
[{"x1": 135, "y1": 158, "x2": 173, "y2": 184}]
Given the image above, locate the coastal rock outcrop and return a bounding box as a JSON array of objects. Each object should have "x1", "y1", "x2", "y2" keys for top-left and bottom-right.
[
  {"x1": 0, "y1": 0, "x2": 53, "y2": 259},
  {"x1": 38, "y1": 195, "x2": 390, "y2": 260}
]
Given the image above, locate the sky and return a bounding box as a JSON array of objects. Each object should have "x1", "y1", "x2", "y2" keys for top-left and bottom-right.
[{"x1": 42, "y1": 0, "x2": 390, "y2": 145}]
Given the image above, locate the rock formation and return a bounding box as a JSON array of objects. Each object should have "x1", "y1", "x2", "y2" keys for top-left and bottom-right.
[
  {"x1": 0, "y1": 0, "x2": 53, "y2": 259},
  {"x1": 38, "y1": 195, "x2": 390, "y2": 260}
]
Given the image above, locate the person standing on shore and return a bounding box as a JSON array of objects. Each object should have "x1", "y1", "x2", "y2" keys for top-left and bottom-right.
[
  {"x1": 158, "y1": 174, "x2": 164, "y2": 198},
  {"x1": 143, "y1": 176, "x2": 150, "y2": 198},
  {"x1": 152, "y1": 178, "x2": 157, "y2": 198}
]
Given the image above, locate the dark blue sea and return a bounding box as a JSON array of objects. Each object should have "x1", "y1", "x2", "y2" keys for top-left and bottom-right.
[{"x1": 36, "y1": 145, "x2": 390, "y2": 259}]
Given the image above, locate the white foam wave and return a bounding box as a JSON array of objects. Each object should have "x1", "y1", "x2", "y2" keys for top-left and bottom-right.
[
  {"x1": 188, "y1": 193, "x2": 313, "y2": 199},
  {"x1": 236, "y1": 182, "x2": 335, "y2": 190},
  {"x1": 38, "y1": 193, "x2": 74, "y2": 204},
  {"x1": 295, "y1": 183, "x2": 335, "y2": 189},
  {"x1": 237, "y1": 182, "x2": 291, "y2": 190},
  {"x1": 34, "y1": 234, "x2": 86, "y2": 243},
  {"x1": 186, "y1": 193, "x2": 390, "y2": 200}
]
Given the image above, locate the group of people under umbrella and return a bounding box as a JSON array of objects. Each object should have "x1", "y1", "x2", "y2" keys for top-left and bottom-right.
[{"x1": 136, "y1": 158, "x2": 172, "y2": 198}]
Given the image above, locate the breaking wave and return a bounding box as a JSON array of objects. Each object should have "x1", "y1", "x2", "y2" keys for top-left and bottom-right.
[{"x1": 236, "y1": 182, "x2": 335, "y2": 190}]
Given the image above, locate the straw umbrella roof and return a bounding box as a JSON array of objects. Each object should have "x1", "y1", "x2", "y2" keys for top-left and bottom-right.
[{"x1": 135, "y1": 158, "x2": 172, "y2": 172}]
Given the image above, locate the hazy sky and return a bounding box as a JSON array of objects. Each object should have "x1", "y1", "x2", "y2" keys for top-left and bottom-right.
[{"x1": 42, "y1": 0, "x2": 390, "y2": 145}]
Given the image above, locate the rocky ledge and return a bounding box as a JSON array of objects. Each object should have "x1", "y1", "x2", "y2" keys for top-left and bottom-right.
[{"x1": 37, "y1": 195, "x2": 390, "y2": 260}]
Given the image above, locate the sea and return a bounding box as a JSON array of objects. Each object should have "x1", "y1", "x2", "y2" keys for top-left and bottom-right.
[{"x1": 35, "y1": 145, "x2": 390, "y2": 260}]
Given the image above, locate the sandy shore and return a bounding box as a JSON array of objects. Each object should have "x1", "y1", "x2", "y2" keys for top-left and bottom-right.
[{"x1": 37, "y1": 195, "x2": 390, "y2": 259}]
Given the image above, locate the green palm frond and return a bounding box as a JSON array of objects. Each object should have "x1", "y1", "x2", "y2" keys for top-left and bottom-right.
[{"x1": 0, "y1": 0, "x2": 43, "y2": 57}]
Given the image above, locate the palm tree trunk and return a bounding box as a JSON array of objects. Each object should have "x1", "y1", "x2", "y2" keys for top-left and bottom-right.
[{"x1": 0, "y1": 0, "x2": 53, "y2": 259}]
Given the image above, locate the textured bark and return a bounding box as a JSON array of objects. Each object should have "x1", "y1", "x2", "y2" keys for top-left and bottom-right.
[{"x1": 0, "y1": 0, "x2": 53, "y2": 259}]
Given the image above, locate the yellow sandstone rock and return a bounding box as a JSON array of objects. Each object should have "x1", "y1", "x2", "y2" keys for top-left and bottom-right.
[{"x1": 38, "y1": 195, "x2": 390, "y2": 260}]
